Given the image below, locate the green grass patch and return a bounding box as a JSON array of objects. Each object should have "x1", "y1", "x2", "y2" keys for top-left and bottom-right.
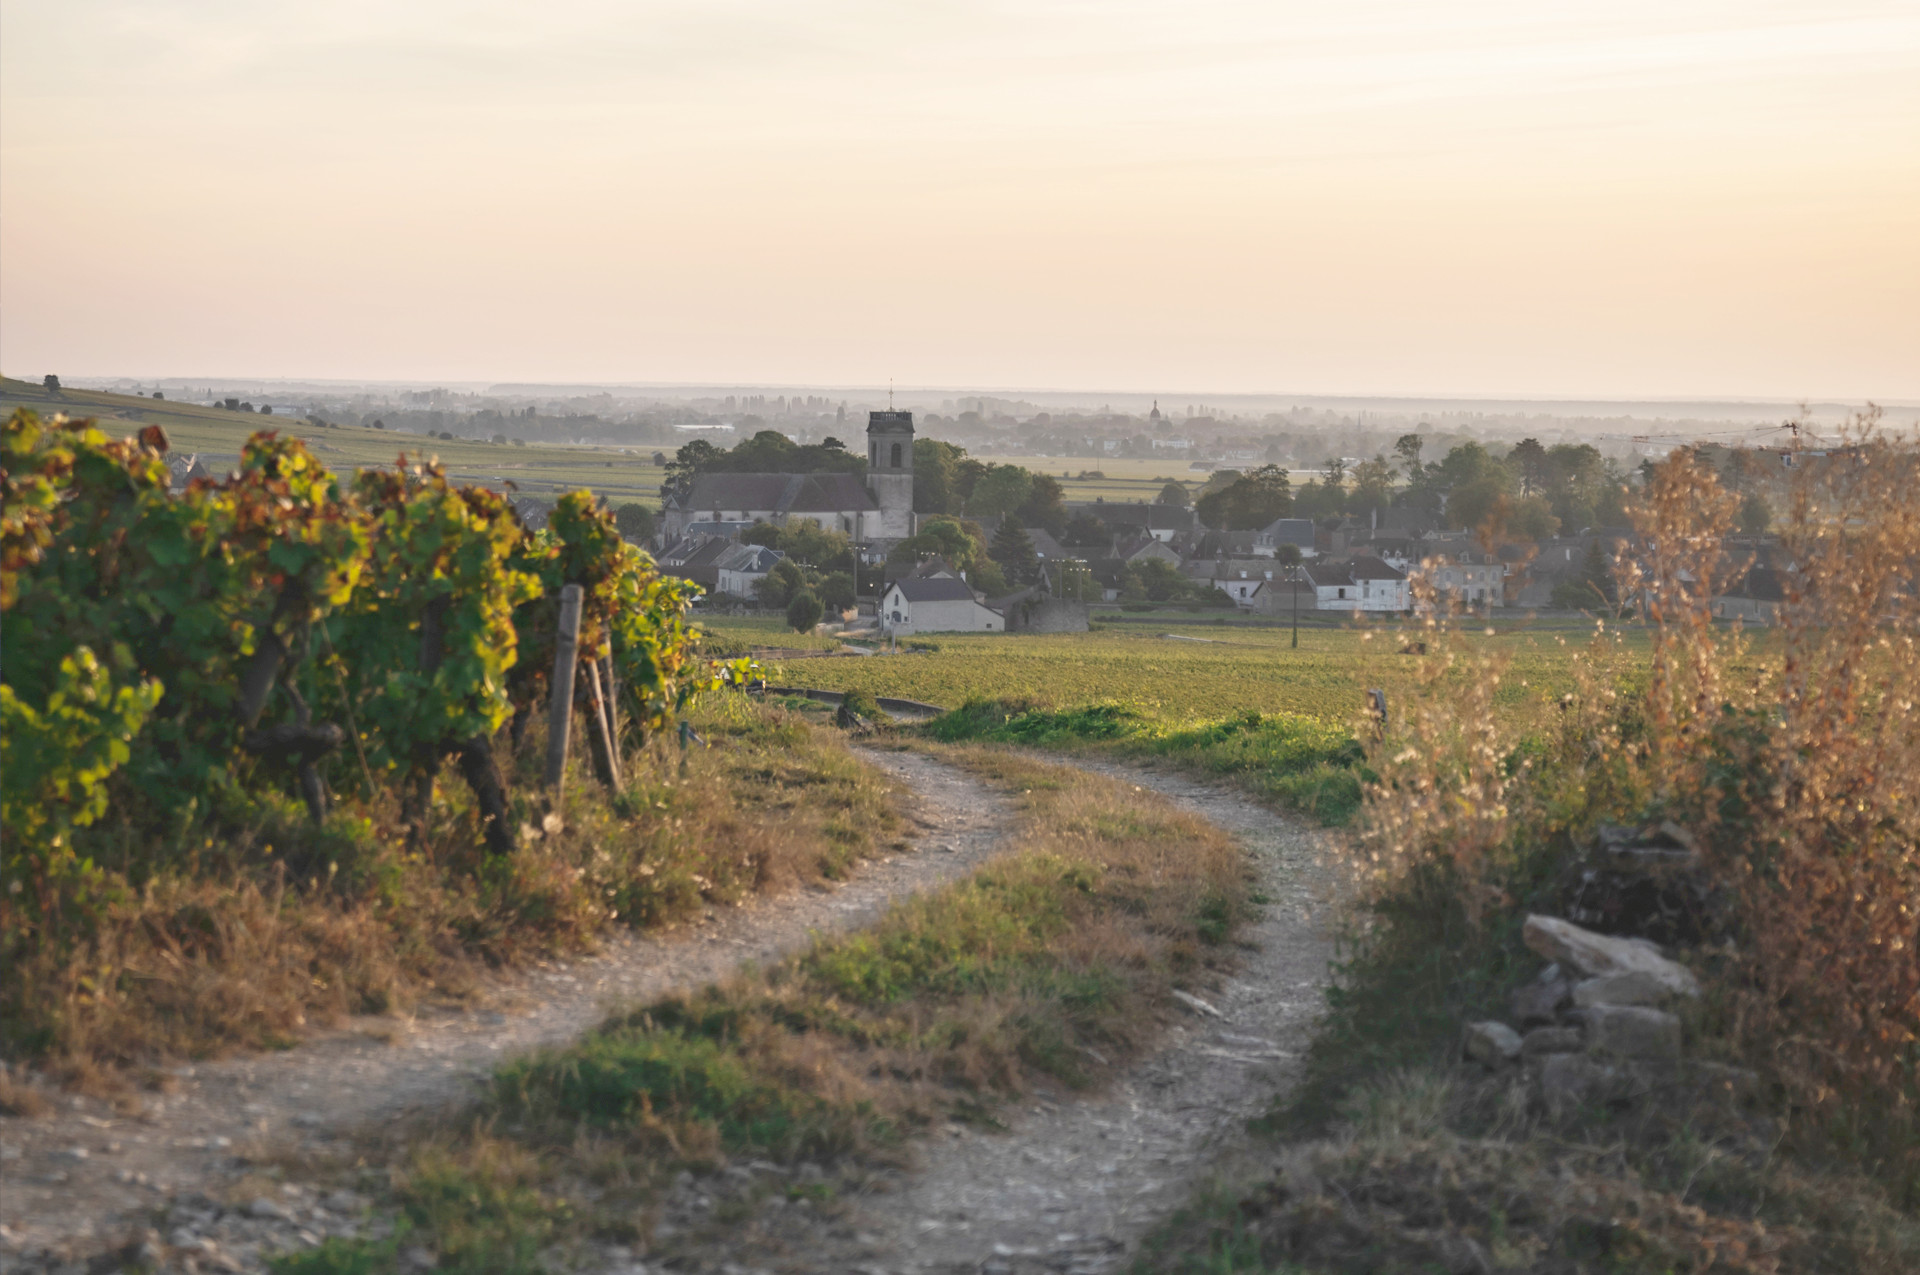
[{"x1": 929, "y1": 698, "x2": 1368, "y2": 825}]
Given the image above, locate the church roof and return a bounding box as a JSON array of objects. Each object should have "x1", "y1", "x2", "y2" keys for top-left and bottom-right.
[{"x1": 677, "y1": 472, "x2": 876, "y2": 515}]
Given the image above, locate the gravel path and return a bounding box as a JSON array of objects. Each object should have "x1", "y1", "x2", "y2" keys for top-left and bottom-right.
[
  {"x1": 0, "y1": 750, "x2": 1012, "y2": 1269},
  {"x1": 838, "y1": 758, "x2": 1337, "y2": 1275}
]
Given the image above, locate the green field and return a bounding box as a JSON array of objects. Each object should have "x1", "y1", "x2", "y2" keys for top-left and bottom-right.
[
  {"x1": 716, "y1": 619, "x2": 1647, "y2": 727},
  {"x1": 970, "y1": 454, "x2": 1208, "y2": 505},
  {"x1": 1, "y1": 377, "x2": 670, "y2": 509}
]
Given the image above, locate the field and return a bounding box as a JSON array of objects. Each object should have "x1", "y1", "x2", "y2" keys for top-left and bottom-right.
[
  {"x1": 711, "y1": 619, "x2": 1651, "y2": 728},
  {"x1": 0, "y1": 377, "x2": 670, "y2": 509},
  {"x1": 968, "y1": 454, "x2": 1210, "y2": 505}
]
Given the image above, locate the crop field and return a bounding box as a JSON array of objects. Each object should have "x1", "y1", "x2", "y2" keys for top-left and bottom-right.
[
  {"x1": 0, "y1": 377, "x2": 670, "y2": 508},
  {"x1": 737, "y1": 620, "x2": 1656, "y2": 728},
  {"x1": 968, "y1": 454, "x2": 1203, "y2": 505}
]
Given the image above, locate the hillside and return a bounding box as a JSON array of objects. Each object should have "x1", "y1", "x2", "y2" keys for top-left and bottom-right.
[{"x1": 0, "y1": 377, "x2": 670, "y2": 509}]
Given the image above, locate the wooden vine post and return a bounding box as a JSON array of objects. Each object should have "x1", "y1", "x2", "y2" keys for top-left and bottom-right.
[
  {"x1": 545, "y1": 584, "x2": 584, "y2": 793},
  {"x1": 584, "y1": 657, "x2": 622, "y2": 789}
]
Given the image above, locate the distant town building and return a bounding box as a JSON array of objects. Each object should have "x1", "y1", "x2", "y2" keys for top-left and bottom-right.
[{"x1": 880, "y1": 576, "x2": 1005, "y2": 635}]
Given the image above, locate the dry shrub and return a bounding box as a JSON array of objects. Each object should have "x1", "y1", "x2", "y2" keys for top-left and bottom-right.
[{"x1": 1346, "y1": 415, "x2": 1920, "y2": 1192}]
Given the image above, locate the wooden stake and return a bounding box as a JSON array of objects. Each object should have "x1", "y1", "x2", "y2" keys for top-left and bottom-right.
[
  {"x1": 585, "y1": 656, "x2": 622, "y2": 789},
  {"x1": 545, "y1": 584, "x2": 583, "y2": 792}
]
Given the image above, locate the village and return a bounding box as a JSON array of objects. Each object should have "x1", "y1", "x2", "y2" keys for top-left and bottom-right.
[{"x1": 637, "y1": 408, "x2": 1788, "y2": 636}]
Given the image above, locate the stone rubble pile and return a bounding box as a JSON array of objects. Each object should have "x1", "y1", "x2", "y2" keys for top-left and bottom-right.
[{"x1": 1460, "y1": 823, "x2": 1755, "y2": 1114}]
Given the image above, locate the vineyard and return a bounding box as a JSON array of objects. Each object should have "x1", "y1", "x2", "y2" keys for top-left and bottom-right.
[
  {"x1": 0, "y1": 410, "x2": 838, "y2": 1066},
  {"x1": 728, "y1": 622, "x2": 1660, "y2": 728}
]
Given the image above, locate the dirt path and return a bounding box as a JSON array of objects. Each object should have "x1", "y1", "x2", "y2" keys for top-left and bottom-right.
[
  {"x1": 837, "y1": 758, "x2": 1337, "y2": 1275},
  {"x1": 0, "y1": 750, "x2": 1013, "y2": 1268}
]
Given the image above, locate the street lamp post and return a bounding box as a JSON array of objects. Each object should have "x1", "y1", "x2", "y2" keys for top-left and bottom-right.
[{"x1": 1292, "y1": 563, "x2": 1300, "y2": 649}]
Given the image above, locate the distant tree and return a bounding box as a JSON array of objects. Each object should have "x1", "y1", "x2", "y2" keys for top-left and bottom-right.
[
  {"x1": 511, "y1": 437, "x2": 524, "y2": 447},
  {"x1": 372, "y1": 419, "x2": 386, "y2": 430},
  {"x1": 1509, "y1": 437, "x2": 1549, "y2": 495},
  {"x1": 261, "y1": 405, "x2": 275, "y2": 416},
  {"x1": 1155, "y1": 480, "x2": 1191, "y2": 507},
  {"x1": 966, "y1": 464, "x2": 1034, "y2": 519},
  {"x1": 913, "y1": 438, "x2": 967, "y2": 514},
  {"x1": 819, "y1": 571, "x2": 856, "y2": 611},
  {"x1": 42, "y1": 374, "x2": 59, "y2": 391},
  {"x1": 614, "y1": 503, "x2": 655, "y2": 542},
  {"x1": 1122, "y1": 557, "x2": 1192, "y2": 603},
  {"x1": 1348, "y1": 456, "x2": 1394, "y2": 518},
  {"x1": 742, "y1": 520, "x2": 853, "y2": 573},
  {"x1": 1062, "y1": 512, "x2": 1109, "y2": 549},
  {"x1": 652, "y1": 451, "x2": 668, "y2": 466},
  {"x1": 1393, "y1": 433, "x2": 1424, "y2": 480},
  {"x1": 1551, "y1": 539, "x2": 1618, "y2": 610},
  {"x1": 786, "y1": 590, "x2": 824, "y2": 633},
  {"x1": 990, "y1": 517, "x2": 1039, "y2": 586},
  {"x1": 1506, "y1": 495, "x2": 1562, "y2": 540},
  {"x1": 1274, "y1": 543, "x2": 1303, "y2": 567},
  {"x1": 152, "y1": 391, "x2": 164, "y2": 400},
  {"x1": 1015, "y1": 473, "x2": 1068, "y2": 536},
  {"x1": 886, "y1": 515, "x2": 988, "y2": 576},
  {"x1": 1196, "y1": 465, "x2": 1292, "y2": 530},
  {"x1": 756, "y1": 559, "x2": 811, "y2": 608},
  {"x1": 493, "y1": 433, "x2": 508, "y2": 444},
  {"x1": 1738, "y1": 491, "x2": 1771, "y2": 535},
  {"x1": 1321, "y1": 457, "x2": 1347, "y2": 489}
]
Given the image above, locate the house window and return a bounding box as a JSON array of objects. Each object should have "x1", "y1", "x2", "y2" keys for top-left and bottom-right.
[
  {"x1": 891, "y1": 443, "x2": 902, "y2": 468},
  {"x1": 1338, "y1": 587, "x2": 1347, "y2": 599}
]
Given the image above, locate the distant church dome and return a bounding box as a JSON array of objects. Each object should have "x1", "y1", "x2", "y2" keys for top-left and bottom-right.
[{"x1": 1149, "y1": 400, "x2": 1162, "y2": 421}]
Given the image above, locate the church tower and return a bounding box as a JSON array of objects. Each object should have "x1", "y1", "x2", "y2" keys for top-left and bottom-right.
[{"x1": 865, "y1": 410, "x2": 915, "y2": 541}]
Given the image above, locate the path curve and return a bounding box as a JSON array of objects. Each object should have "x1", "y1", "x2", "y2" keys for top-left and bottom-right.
[
  {"x1": 840, "y1": 757, "x2": 1336, "y2": 1275},
  {"x1": 0, "y1": 750, "x2": 1012, "y2": 1266}
]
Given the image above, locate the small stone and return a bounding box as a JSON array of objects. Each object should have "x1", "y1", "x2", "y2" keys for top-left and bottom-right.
[
  {"x1": 401, "y1": 1246, "x2": 438, "y2": 1271},
  {"x1": 1573, "y1": 970, "x2": 1673, "y2": 1008},
  {"x1": 1510, "y1": 978, "x2": 1572, "y2": 1025},
  {"x1": 56, "y1": 1146, "x2": 90, "y2": 1161},
  {"x1": 1462, "y1": 1021, "x2": 1523, "y2": 1067},
  {"x1": 323, "y1": 1190, "x2": 364, "y2": 1213},
  {"x1": 1582, "y1": 1004, "x2": 1682, "y2": 1061},
  {"x1": 248, "y1": 1197, "x2": 290, "y2": 1221},
  {"x1": 1521, "y1": 1026, "x2": 1583, "y2": 1057},
  {"x1": 1536, "y1": 1052, "x2": 1611, "y2": 1111}
]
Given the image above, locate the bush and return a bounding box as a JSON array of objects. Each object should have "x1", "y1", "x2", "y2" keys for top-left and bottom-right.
[{"x1": 786, "y1": 590, "x2": 824, "y2": 633}]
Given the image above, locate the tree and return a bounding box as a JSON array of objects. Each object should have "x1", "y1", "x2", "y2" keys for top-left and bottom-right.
[
  {"x1": 990, "y1": 517, "x2": 1039, "y2": 586},
  {"x1": 1273, "y1": 543, "x2": 1303, "y2": 567},
  {"x1": 1196, "y1": 465, "x2": 1291, "y2": 530},
  {"x1": 913, "y1": 438, "x2": 967, "y2": 514},
  {"x1": 1016, "y1": 473, "x2": 1068, "y2": 536},
  {"x1": 1509, "y1": 438, "x2": 1549, "y2": 495},
  {"x1": 1348, "y1": 456, "x2": 1393, "y2": 518},
  {"x1": 756, "y1": 559, "x2": 811, "y2": 608},
  {"x1": 819, "y1": 572, "x2": 856, "y2": 611},
  {"x1": 1551, "y1": 539, "x2": 1617, "y2": 610},
  {"x1": 1393, "y1": 433, "x2": 1424, "y2": 480},
  {"x1": 1738, "y1": 491, "x2": 1771, "y2": 535},
  {"x1": 1155, "y1": 480, "x2": 1191, "y2": 507},
  {"x1": 786, "y1": 590, "x2": 824, "y2": 633},
  {"x1": 614, "y1": 503, "x2": 655, "y2": 542},
  {"x1": 1063, "y1": 512, "x2": 1109, "y2": 548},
  {"x1": 42, "y1": 374, "x2": 59, "y2": 392},
  {"x1": 967, "y1": 464, "x2": 1034, "y2": 519},
  {"x1": 742, "y1": 520, "x2": 853, "y2": 573}
]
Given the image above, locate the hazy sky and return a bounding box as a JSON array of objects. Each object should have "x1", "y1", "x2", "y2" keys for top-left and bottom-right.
[{"x1": 3, "y1": 1, "x2": 1916, "y2": 399}]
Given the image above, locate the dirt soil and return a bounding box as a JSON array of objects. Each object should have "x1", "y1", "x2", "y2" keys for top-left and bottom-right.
[{"x1": 0, "y1": 751, "x2": 1009, "y2": 1269}]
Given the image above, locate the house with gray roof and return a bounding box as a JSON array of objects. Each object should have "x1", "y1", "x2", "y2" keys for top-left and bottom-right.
[{"x1": 880, "y1": 576, "x2": 1005, "y2": 636}]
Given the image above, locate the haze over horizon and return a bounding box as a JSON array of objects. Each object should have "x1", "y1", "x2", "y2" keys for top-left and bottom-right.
[{"x1": 4, "y1": 1, "x2": 1916, "y2": 401}]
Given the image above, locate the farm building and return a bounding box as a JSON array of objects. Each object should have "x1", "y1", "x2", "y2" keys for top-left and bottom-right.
[
  {"x1": 1306, "y1": 556, "x2": 1409, "y2": 612},
  {"x1": 881, "y1": 577, "x2": 1005, "y2": 636}
]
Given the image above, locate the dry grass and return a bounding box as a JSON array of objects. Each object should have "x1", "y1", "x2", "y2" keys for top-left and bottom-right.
[
  {"x1": 1, "y1": 694, "x2": 902, "y2": 1079},
  {"x1": 293, "y1": 745, "x2": 1249, "y2": 1273},
  {"x1": 1146, "y1": 422, "x2": 1920, "y2": 1272}
]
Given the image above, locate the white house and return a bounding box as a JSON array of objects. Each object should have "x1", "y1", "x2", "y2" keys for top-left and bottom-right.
[
  {"x1": 713, "y1": 544, "x2": 785, "y2": 599},
  {"x1": 1413, "y1": 553, "x2": 1506, "y2": 610},
  {"x1": 881, "y1": 577, "x2": 1005, "y2": 635},
  {"x1": 1306, "y1": 556, "x2": 1409, "y2": 612},
  {"x1": 1184, "y1": 558, "x2": 1277, "y2": 606}
]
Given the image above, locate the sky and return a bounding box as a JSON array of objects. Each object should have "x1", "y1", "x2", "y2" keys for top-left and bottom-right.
[{"x1": 2, "y1": 1, "x2": 1917, "y2": 400}]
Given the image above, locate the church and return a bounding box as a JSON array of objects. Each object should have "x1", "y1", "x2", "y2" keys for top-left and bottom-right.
[{"x1": 658, "y1": 410, "x2": 917, "y2": 545}]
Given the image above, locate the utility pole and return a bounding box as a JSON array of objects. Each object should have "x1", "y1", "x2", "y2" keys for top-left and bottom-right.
[{"x1": 1292, "y1": 564, "x2": 1300, "y2": 649}]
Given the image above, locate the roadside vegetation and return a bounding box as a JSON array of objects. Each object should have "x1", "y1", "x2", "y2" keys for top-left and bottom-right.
[
  {"x1": 269, "y1": 747, "x2": 1248, "y2": 1273},
  {"x1": 1138, "y1": 424, "x2": 1920, "y2": 1272},
  {"x1": 930, "y1": 699, "x2": 1369, "y2": 826},
  {"x1": 0, "y1": 410, "x2": 900, "y2": 1081}
]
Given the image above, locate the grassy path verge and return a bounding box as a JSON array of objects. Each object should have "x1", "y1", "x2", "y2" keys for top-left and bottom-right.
[{"x1": 255, "y1": 745, "x2": 1249, "y2": 1274}]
